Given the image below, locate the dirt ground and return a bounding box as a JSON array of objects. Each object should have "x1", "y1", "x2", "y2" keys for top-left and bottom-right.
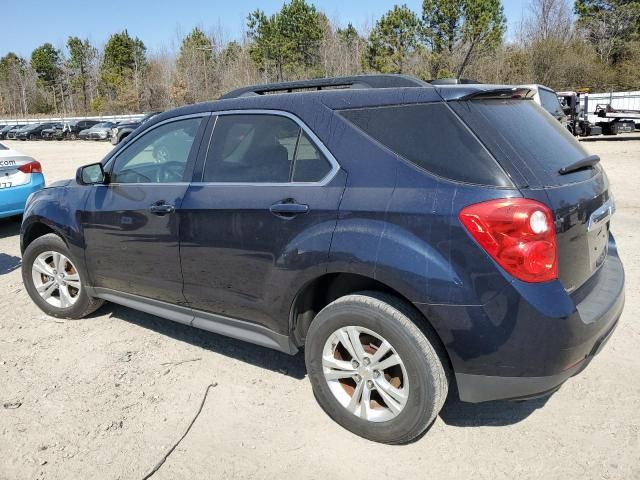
[{"x1": 1, "y1": 136, "x2": 639, "y2": 480}]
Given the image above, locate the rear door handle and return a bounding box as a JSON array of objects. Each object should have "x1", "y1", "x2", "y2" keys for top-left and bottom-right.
[
  {"x1": 149, "y1": 203, "x2": 175, "y2": 215},
  {"x1": 269, "y1": 201, "x2": 309, "y2": 219}
]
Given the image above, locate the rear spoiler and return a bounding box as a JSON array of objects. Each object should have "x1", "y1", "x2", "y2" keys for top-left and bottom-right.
[{"x1": 461, "y1": 87, "x2": 535, "y2": 100}]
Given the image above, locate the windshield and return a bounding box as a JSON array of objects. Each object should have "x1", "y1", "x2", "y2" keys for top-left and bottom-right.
[
  {"x1": 93, "y1": 123, "x2": 112, "y2": 128},
  {"x1": 451, "y1": 99, "x2": 595, "y2": 187}
]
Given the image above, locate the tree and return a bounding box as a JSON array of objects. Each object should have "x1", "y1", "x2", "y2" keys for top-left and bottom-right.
[
  {"x1": 337, "y1": 23, "x2": 361, "y2": 47},
  {"x1": 364, "y1": 5, "x2": 422, "y2": 73},
  {"x1": 30, "y1": 44, "x2": 64, "y2": 113},
  {"x1": 335, "y1": 23, "x2": 366, "y2": 75},
  {"x1": 221, "y1": 41, "x2": 242, "y2": 67},
  {"x1": 422, "y1": 0, "x2": 462, "y2": 53},
  {"x1": 100, "y1": 30, "x2": 147, "y2": 110},
  {"x1": 421, "y1": 0, "x2": 505, "y2": 77},
  {"x1": 67, "y1": 37, "x2": 97, "y2": 111},
  {"x1": 0, "y1": 53, "x2": 35, "y2": 115},
  {"x1": 31, "y1": 43, "x2": 61, "y2": 84},
  {"x1": 175, "y1": 27, "x2": 215, "y2": 102},
  {"x1": 457, "y1": 0, "x2": 506, "y2": 76},
  {"x1": 247, "y1": 0, "x2": 324, "y2": 80},
  {"x1": 575, "y1": 0, "x2": 640, "y2": 64},
  {"x1": 525, "y1": 0, "x2": 573, "y2": 41}
]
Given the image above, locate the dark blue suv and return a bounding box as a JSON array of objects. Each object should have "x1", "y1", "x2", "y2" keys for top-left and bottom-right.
[{"x1": 20, "y1": 75, "x2": 625, "y2": 444}]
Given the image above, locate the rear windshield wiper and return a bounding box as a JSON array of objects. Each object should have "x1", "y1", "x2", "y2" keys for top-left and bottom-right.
[{"x1": 558, "y1": 154, "x2": 600, "y2": 175}]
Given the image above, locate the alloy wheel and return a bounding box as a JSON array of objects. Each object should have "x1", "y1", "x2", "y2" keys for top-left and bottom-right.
[
  {"x1": 322, "y1": 326, "x2": 409, "y2": 422},
  {"x1": 31, "y1": 251, "x2": 82, "y2": 308}
]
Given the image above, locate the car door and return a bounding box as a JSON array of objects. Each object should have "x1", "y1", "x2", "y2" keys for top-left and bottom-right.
[
  {"x1": 80, "y1": 114, "x2": 209, "y2": 305},
  {"x1": 180, "y1": 112, "x2": 346, "y2": 334}
]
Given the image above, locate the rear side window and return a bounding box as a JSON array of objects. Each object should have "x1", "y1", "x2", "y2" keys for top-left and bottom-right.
[
  {"x1": 451, "y1": 99, "x2": 593, "y2": 187},
  {"x1": 203, "y1": 114, "x2": 333, "y2": 183},
  {"x1": 339, "y1": 103, "x2": 509, "y2": 186}
]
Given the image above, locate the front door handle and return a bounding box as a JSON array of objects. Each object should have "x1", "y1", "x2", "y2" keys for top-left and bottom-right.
[
  {"x1": 149, "y1": 203, "x2": 175, "y2": 215},
  {"x1": 269, "y1": 201, "x2": 309, "y2": 219}
]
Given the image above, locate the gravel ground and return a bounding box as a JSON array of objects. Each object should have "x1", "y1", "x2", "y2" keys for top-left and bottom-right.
[{"x1": 1, "y1": 136, "x2": 639, "y2": 480}]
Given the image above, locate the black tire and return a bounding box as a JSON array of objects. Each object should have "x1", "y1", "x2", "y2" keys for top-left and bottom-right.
[
  {"x1": 305, "y1": 291, "x2": 448, "y2": 444},
  {"x1": 22, "y1": 233, "x2": 104, "y2": 319}
]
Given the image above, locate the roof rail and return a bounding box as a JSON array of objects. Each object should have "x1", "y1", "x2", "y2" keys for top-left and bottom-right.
[{"x1": 219, "y1": 74, "x2": 430, "y2": 99}]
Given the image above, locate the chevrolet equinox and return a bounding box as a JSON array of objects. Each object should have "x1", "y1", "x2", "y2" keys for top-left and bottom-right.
[{"x1": 20, "y1": 75, "x2": 625, "y2": 444}]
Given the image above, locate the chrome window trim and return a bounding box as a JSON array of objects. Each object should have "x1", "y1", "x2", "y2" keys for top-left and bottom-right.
[
  {"x1": 196, "y1": 109, "x2": 341, "y2": 187},
  {"x1": 104, "y1": 112, "x2": 212, "y2": 184}
]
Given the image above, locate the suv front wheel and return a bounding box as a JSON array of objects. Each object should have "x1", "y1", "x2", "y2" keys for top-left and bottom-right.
[
  {"x1": 305, "y1": 292, "x2": 448, "y2": 444},
  {"x1": 22, "y1": 233, "x2": 104, "y2": 319}
]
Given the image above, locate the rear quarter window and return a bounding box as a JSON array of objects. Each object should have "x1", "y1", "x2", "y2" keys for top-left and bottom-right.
[{"x1": 339, "y1": 103, "x2": 510, "y2": 186}]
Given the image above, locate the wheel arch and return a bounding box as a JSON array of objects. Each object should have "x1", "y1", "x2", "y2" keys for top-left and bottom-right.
[
  {"x1": 289, "y1": 272, "x2": 453, "y2": 376},
  {"x1": 21, "y1": 220, "x2": 65, "y2": 254}
]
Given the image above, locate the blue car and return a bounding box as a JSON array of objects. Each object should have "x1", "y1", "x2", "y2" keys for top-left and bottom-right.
[
  {"x1": 0, "y1": 143, "x2": 45, "y2": 218},
  {"x1": 19, "y1": 75, "x2": 624, "y2": 444}
]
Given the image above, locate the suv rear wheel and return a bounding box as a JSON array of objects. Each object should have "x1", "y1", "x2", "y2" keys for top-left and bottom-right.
[
  {"x1": 22, "y1": 233, "x2": 104, "y2": 319},
  {"x1": 305, "y1": 291, "x2": 448, "y2": 444}
]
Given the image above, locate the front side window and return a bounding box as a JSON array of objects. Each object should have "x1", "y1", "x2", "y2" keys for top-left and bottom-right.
[
  {"x1": 203, "y1": 114, "x2": 332, "y2": 183},
  {"x1": 111, "y1": 117, "x2": 202, "y2": 184}
]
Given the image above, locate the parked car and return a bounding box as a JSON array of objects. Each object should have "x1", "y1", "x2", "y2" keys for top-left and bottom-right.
[
  {"x1": 0, "y1": 124, "x2": 19, "y2": 140},
  {"x1": 111, "y1": 111, "x2": 162, "y2": 145},
  {"x1": 78, "y1": 122, "x2": 115, "y2": 141},
  {"x1": 520, "y1": 84, "x2": 568, "y2": 126},
  {"x1": 16, "y1": 123, "x2": 54, "y2": 141},
  {"x1": 41, "y1": 123, "x2": 65, "y2": 140},
  {"x1": 0, "y1": 143, "x2": 44, "y2": 218},
  {"x1": 66, "y1": 119, "x2": 101, "y2": 140},
  {"x1": 6, "y1": 125, "x2": 29, "y2": 140},
  {"x1": 19, "y1": 75, "x2": 625, "y2": 444}
]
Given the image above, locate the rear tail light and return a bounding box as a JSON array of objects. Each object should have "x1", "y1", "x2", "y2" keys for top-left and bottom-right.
[
  {"x1": 459, "y1": 198, "x2": 557, "y2": 282},
  {"x1": 18, "y1": 161, "x2": 42, "y2": 174}
]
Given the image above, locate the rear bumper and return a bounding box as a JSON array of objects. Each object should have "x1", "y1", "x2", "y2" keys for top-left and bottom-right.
[
  {"x1": 455, "y1": 311, "x2": 621, "y2": 402},
  {"x1": 0, "y1": 174, "x2": 45, "y2": 218},
  {"x1": 417, "y1": 237, "x2": 625, "y2": 403}
]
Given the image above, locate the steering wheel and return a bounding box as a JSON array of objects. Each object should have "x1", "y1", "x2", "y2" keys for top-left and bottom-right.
[{"x1": 155, "y1": 161, "x2": 184, "y2": 183}]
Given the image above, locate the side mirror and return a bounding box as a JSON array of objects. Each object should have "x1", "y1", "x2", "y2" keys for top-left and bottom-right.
[{"x1": 76, "y1": 162, "x2": 107, "y2": 185}]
